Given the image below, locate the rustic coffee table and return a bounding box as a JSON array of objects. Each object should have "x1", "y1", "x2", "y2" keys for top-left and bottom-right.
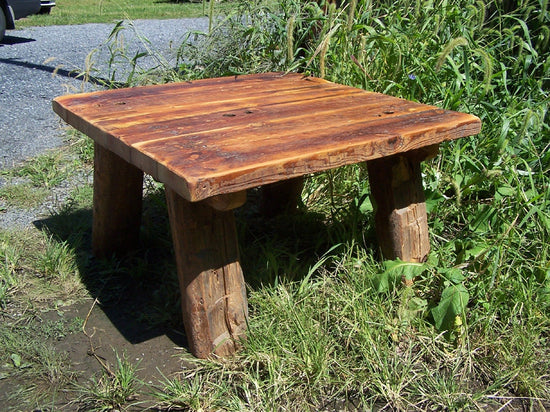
[{"x1": 53, "y1": 72, "x2": 481, "y2": 358}]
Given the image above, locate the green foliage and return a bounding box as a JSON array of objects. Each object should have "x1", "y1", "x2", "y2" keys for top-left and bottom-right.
[
  {"x1": 76, "y1": 352, "x2": 143, "y2": 411},
  {"x1": 152, "y1": 367, "x2": 245, "y2": 410},
  {"x1": 0, "y1": 235, "x2": 20, "y2": 308},
  {"x1": 0, "y1": 182, "x2": 49, "y2": 209},
  {"x1": 0, "y1": 314, "x2": 78, "y2": 405},
  {"x1": 374, "y1": 259, "x2": 426, "y2": 292},
  {"x1": 2, "y1": 0, "x2": 550, "y2": 409},
  {"x1": 431, "y1": 283, "x2": 469, "y2": 332},
  {"x1": 8, "y1": 152, "x2": 73, "y2": 189},
  {"x1": 17, "y1": 0, "x2": 215, "y2": 27},
  {"x1": 38, "y1": 237, "x2": 77, "y2": 281}
]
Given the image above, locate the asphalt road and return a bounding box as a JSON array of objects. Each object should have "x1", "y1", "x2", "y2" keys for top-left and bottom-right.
[{"x1": 0, "y1": 18, "x2": 208, "y2": 170}]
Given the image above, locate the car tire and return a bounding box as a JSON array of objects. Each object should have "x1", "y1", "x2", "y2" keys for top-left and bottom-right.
[
  {"x1": 0, "y1": 9, "x2": 6, "y2": 43},
  {"x1": 39, "y1": 6, "x2": 51, "y2": 14}
]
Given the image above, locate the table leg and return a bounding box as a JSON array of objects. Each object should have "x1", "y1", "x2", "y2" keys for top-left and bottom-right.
[
  {"x1": 366, "y1": 146, "x2": 439, "y2": 263},
  {"x1": 260, "y1": 176, "x2": 304, "y2": 217},
  {"x1": 165, "y1": 188, "x2": 248, "y2": 358},
  {"x1": 92, "y1": 143, "x2": 143, "y2": 258}
]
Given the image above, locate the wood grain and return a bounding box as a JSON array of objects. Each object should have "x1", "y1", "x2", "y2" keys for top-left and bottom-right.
[
  {"x1": 260, "y1": 177, "x2": 305, "y2": 217},
  {"x1": 165, "y1": 188, "x2": 248, "y2": 358},
  {"x1": 53, "y1": 72, "x2": 481, "y2": 202},
  {"x1": 367, "y1": 148, "x2": 435, "y2": 263},
  {"x1": 92, "y1": 143, "x2": 143, "y2": 257}
]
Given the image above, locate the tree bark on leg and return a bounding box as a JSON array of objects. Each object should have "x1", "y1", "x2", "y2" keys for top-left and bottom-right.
[
  {"x1": 366, "y1": 145, "x2": 438, "y2": 264},
  {"x1": 260, "y1": 176, "x2": 304, "y2": 217},
  {"x1": 165, "y1": 188, "x2": 248, "y2": 358},
  {"x1": 92, "y1": 143, "x2": 143, "y2": 258}
]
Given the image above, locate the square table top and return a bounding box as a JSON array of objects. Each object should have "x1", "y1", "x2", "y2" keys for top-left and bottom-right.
[{"x1": 52, "y1": 72, "x2": 481, "y2": 202}]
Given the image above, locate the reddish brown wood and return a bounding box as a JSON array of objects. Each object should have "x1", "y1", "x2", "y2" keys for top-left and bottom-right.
[
  {"x1": 366, "y1": 146, "x2": 438, "y2": 264},
  {"x1": 52, "y1": 73, "x2": 482, "y2": 359},
  {"x1": 92, "y1": 143, "x2": 143, "y2": 258},
  {"x1": 260, "y1": 176, "x2": 304, "y2": 217},
  {"x1": 53, "y1": 72, "x2": 481, "y2": 202},
  {"x1": 165, "y1": 188, "x2": 248, "y2": 358}
]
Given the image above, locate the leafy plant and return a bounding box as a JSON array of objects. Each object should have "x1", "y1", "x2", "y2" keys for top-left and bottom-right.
[{"x1": 1, "y1": 0, "x2": 549, "y2": 409}]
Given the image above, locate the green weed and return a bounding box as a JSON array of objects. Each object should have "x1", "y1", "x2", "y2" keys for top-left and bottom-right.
[
  {"x1": 0, "y1": 315, "x2": 79, "y2": 407},
  {"x1": 0, "y1": 234, "x2": 20, "y2": 308},
  {"x1": 38, "y1": 237, "x2": 78, "y2": 281},
  {"x1": 66, "y1": 129, "x2": 95, "y2": 165},
  {"x1": 152, "y1": 367, "x2": 244, "y2": 410},
  {"x1": 0, "y1": 182, "x2": 49, "y2": 209},
  {"x1": 2, "y1": 0, "x2": 549, "y2": 409},
  {"x1": 7, "y1": 151, "x2": 73, "y2": 189},
  {"x1": 75, "y1": 351, "x2": 143, "y2": 411}
]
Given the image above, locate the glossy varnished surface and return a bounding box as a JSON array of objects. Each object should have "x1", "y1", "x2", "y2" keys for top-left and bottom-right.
[{"x1": 53, "y1": 72, "x2": 481, "y2": 201}]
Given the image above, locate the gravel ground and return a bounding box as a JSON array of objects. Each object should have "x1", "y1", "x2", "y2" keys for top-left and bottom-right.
[
  {"x1": 0, "y1": 18, "x2": 208, "y2": 229},
  {"x1": 0, "y1": 18, "x2": 209, "y2": 170}
]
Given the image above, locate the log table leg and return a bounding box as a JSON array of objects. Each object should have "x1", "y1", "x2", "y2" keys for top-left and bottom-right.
[
  {"x1": 366, "y1": 145, "x2": 439, "y2": 263},
  {"x1": 92, "y1": 143, "x2": 144, "y2": 258},
  {"x1": 260, "y1": 176, "x2": 305, "y2": 217},
  {"x1": 165, "y1": 188, "x2": 248, "y2": 358}
]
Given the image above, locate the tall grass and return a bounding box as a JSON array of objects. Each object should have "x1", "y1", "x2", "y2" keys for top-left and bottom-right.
[
  {"x1": 6, "y1": 0, "x2": 548, "y2": 409},
  {"x1": 17, "y1": 0, "x2": 211, "y2": 27},
  {"x1": 144, "y1": 0, "x2": 549, "y2": 409}
]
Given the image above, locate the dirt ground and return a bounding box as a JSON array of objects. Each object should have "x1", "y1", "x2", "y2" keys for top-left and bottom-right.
[{"x1": 0, "y1": 294, "x2": 197, "y2": 410}]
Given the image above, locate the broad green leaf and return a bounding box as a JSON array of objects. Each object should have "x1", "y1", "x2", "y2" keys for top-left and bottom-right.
[
  {"x1": 10, "y1": 354, "x2": 21, "y2": 368},
  {"x1": 431, "y1": 284, "x2": 469, "y2": 332},
  {"x1": 495, "y1": 184, "x2": 515, "y2": 199},
  {"x1": 455, "y1": 240, "x2": 488, "y2": 264},
  {"x1": 358, "y1": 195, "x2": 373, "y2": 214},
  {"x1": 374, "y1": 259, "x2": 426, "y2": 292},
  {"x1": 439, "y1": 268, "x2": 465, "y2": 284},
  {"x1": 425, "y1": 189, "x2": 445, "y2": 214}
]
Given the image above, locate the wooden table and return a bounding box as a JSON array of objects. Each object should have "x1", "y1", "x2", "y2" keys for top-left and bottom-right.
[{"x1": 53, "y1": 72, "x2": 481, "y2": 358}]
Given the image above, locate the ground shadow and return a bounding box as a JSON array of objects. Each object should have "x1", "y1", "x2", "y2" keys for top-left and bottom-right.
[
  {"x1": 238, "y1": 189, "x2": 378, "y2": 288},
  {"x1": 34, "y1": 188, "x2": 186, "y2": 348},
  {"x1": 0, "y1": 35, "x2": 36, "y2": 46},
  {"x1": 33, "y1": 184, "x2": 375, "y2": 349},
  {"x1": 0, "y1": 57, "x2": 124, "y2": 87}
]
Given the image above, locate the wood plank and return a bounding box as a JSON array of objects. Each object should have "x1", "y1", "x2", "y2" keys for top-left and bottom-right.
[
  {"x1": 56, "y1": 81, "x2": 364, "y2": 138},
  {"x1": 106, "y1": 92, "x2": 407, "y2": 146},
  {"x1": 87, "y1": 86, "x2": 368, "y2": 135},
  {"x1": 140, "y1": 110, "x2": 479, "y2": 201},
  {"x1": 125, "y1": 101, "x2": 443, "y2": 152},
  {"x1": 53, "y1": 73, "x2": 322, "y2": 118},
  {"x1": 53, "y1": 72, "x2": 482, "y2": 202}
]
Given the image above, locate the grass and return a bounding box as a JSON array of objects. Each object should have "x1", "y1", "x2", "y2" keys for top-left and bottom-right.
[
  {"x1": 0, "y1": 183, "x2": 48, "y2": 209},
  {"x1": 16, "y1": 0, "x2": 215, "y2": 27},
  {"x1": 1, "y1": 0, "x2": 549, "y2": 410},
  {"x1": 75, "y1": 351, "x2": 143, "y2": 411},
  {"x1": 0, "y1": 282, "x2": 84, "y2": 408},
  {"x1": 0, "y1": 140, "x2": 89, "y2": 210}
]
